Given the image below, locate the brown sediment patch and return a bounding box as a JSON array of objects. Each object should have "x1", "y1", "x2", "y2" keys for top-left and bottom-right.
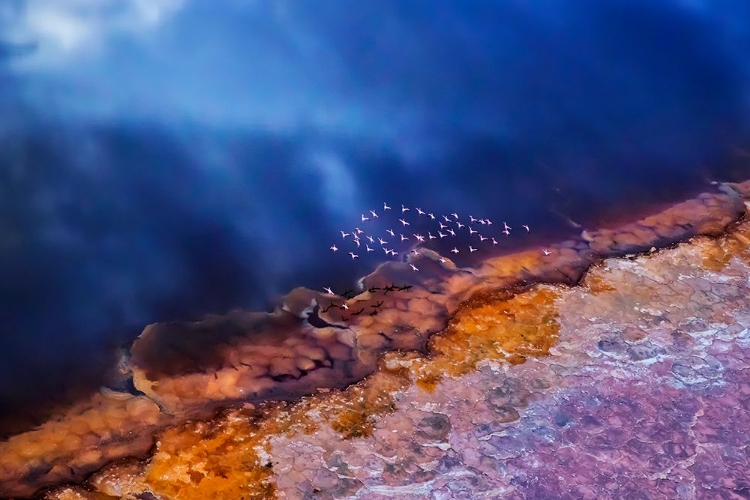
[
  {"x1": 0, "y1": 393, "x2": 165, "y2": 498},
  {"x1": 8, "y1": 181, "x2": 750, "y2": 498},
  {"x1": 128, "y1": 256, "x2": 483, "y2": 419},
  {"x1": 585, "y1": 186, "x2": 745, "y2": 256},
  {"x1": 129, "y1": 305, "x2": 375, "y2": 415}
]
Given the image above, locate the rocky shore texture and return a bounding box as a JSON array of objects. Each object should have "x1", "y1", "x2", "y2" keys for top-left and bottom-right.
[{"x1": 2, "y1": 179, "x2": 750, "y2": 499}]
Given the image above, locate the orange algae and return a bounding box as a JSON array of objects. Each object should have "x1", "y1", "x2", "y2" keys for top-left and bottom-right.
[
  {"x1": 582, "y1": 271, "x2": 617, "y2": 295},
  {"x1": 414, "y1": 286, "x2": 560, "y2": 390},
  {"x1": 415, "y1": 372, "x2": 442, "y2": 393},
  {"x1": 145, "y1": 408, "x2": 275, "y2": 500},
  {"x1": 700, "y1": 222, "x2": 750, "y2": 271}
]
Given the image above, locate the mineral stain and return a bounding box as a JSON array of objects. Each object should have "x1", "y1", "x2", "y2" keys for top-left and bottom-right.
[
  {"x1": 701, "y1": 221, "x2": 750, "y2": 271},
  {"x1": 414, "y1": 286, "x2": 560, "y2": 392}
]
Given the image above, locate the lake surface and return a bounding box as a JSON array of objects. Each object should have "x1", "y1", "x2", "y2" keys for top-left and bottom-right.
[{"x1": 1, "y1": 0, "x2": 749, "y2": 436}]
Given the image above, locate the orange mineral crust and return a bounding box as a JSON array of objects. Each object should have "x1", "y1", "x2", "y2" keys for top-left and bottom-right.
[
  {"x1": 414, "y1": 286, "x2": 560, "y2": 392},
  {"x1": 3, "y1": 181, "x2": 750, "y2": 498}
]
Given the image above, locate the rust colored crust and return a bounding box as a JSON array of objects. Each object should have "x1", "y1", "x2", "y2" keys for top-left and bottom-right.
[{"x1": 1, "y1": 180, "x2": 748, "y2": 498}]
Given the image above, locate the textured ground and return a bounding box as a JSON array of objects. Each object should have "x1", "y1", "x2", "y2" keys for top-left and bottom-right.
[{"x1": 2, "y1": 180, "x2": 750, "y2": 499}]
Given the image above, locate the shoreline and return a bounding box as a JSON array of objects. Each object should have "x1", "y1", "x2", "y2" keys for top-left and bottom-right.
[{"x1": 1, "y1": 178, "x2": 748, "y2": 498}]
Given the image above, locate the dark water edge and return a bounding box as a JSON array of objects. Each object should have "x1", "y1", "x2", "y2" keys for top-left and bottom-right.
[
  {"x1": 0, "y1": 135, "x2": 748, "y2": 439},
  {"x1": 3, "y1": 0, "x2": 750, "y2": 439}
]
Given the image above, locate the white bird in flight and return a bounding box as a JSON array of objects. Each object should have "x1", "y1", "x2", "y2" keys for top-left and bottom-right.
[
  {"x1": 323, "y1": 287, "x2": 335, "y2": 295},
  {"x1": 331, "y1": 205, "x2": 525, "y2": 267},
  {"x1": 341, "y1": 303, "x2": 349, "y2": 310},
  {"x1": 543, "y1": 249, "x2": 552, "y2": 256},
  {"x1": 439, "y1": 257, "x2": 447, "y2": 263}
]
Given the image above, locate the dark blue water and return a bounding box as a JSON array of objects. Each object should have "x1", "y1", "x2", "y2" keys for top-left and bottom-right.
[{"x1": 1, "y1": 0, "x2": 749, "y2": 434}]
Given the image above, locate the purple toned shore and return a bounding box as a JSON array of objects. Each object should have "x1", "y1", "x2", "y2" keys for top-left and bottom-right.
[{"x1": 2, "y1": 178, "x2": 750, "y2": 498}]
